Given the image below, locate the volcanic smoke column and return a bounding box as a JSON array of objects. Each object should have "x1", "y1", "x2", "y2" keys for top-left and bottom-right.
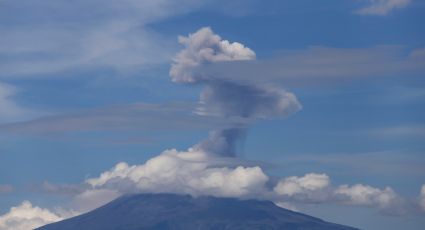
[{"x1": 170, "y1": 27, "x2": 301, "y2": 157}]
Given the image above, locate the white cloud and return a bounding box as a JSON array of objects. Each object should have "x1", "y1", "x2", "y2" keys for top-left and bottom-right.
[
  {"x1": 274, "y1": 173, "x2": 330, "y2": 196},
  {"x1": 334, "y1": 184, "x2": 399, "y2": 209},
  {"x1": 420, "y1": 184, "x2": 425, "y2": 211},
  {"x1": 3, "y1": 165, "x2": 410, "y2": 227},
  {"x1": 85, "y1": 149, "x2": 408, "y2": 215},
  {"x1": 273, "y1": 173, "x2": 407, "y2": 214},
  {"x1": 355, "y1": 0, "x2": 411, "y2": 16},
  {"x1": 0, "y1": 201, "x2": 63, "y2": 230},
  {"x1": 85, "y1": 148, "x2": 410, "y2": 214},
  {"x1": 0, "y1": 189, "x2": 116, "y2": 229},
  {"x1": 86, "y1": 148, "x2": 269, "y2": 197}
]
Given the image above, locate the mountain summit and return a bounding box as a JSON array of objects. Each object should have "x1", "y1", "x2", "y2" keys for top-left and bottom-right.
[{"x1": 37, "y1": 193, "x2": 359, "y2": 230}]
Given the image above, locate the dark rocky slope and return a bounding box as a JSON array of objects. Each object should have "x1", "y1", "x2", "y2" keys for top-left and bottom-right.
[{"x1": 38, "y1": 193, "x2": 359, "y2": 230}]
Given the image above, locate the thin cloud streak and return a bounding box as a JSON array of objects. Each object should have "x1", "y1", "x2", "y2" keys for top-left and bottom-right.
[
  {"x1": 369, "y1": 125, "x2": 425, "y2": 138},
  {"x1": 0, "y1": 102, "x2": 251, "y2": 135},
  {"x1": 194, "y1": 46, "x2": 425, "y2": 87},
  {"x1": 0, "y1": 0, "x2": 211, "y2": 78},
  {"x1": 355, "y1": 0, "x2": 411, "y2": 16}
]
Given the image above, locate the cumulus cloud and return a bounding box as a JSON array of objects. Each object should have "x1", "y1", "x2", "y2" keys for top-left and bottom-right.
[
  {"x1": 169, "y1": 27, "x2": 301, "y2": 156},
  {"x1": 0, "y1": 189, "x2": 117, "y2": 229},
  {"x1": 420, "y1": 185, "x2": 425, "y2": 211},
  {"x1": 334, "y1": 184, "x2": 400, "y2": 209},
  {"x1": 86, "y1": 148, "x2": 269, "y2": 197},
  {"x1": 0, "y1": 201, "x2": 63, "y2": 230},
  {"x1": 3, "y1": 158, "x2": 410, "y2": 228},
  {"x1": 355, "y1": 0, "x2": 411, "y2": 16},
  {"x1": 85, "y1": 149, "x2": 408, "y2": 215},
  {"x1": 271, "y1": 173, "x2": 406, "y2": 214},
  {"x1": 274, "y1": 173, "x2": 330, "y2": 197},
  {"x1": 273, "y1": 173, "x2": 330, "y2": 206}
]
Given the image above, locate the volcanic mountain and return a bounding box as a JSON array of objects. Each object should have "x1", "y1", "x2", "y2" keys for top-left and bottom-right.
[{"x1": 37, "y1": 193, "x2": 359, "y2": 230}]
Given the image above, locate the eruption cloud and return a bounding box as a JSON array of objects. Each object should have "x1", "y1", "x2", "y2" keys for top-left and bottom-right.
[
  {"x1": 1, "y1": 27, "x2": 420, "y2": 230},
  {"x1": 170, "y1": 27, "x2": 301, "y2": 156}
]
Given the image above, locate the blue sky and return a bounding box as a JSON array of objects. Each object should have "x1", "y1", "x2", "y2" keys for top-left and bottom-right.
[{"x1": 0, "y1": 0, "x2": 425, "y2": 229}]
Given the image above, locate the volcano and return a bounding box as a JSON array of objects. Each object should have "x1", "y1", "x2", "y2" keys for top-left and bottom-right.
[{"x1": 37, "y1": 193, "x2": 359, "y2": 230}]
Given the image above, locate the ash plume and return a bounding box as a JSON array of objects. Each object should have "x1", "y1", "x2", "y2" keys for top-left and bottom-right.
[{"x1": 170, "y1": 27, "x2": 301, "y2": 157}]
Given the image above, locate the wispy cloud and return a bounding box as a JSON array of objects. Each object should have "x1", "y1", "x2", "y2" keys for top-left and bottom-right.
[
  {"x1": 355, "y1": 0, "x2": 411, "y2": 16},
  {"x1": 0, "y1": 0, "x2": 265, "y2": 78},
  {"x1": 369, "y1": 125, "x2": 425, "y2": 138},
  {"x1": 194, "y1": 46, "x2": 425, "y2": 87},
  {"x1": 0, "y1": 0, "x2": 212, "y2": 78},
  {"x1": 0, "y1": 102, "x2": 250, "y2": 135},
  {"x1": 30, "y1": 181, "x2": 86, "y2": 197}
]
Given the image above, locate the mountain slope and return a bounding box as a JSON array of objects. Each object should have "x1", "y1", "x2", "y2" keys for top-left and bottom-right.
[{"x1": 37, "y1": 193, "x2": 359, "y2": 230}]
